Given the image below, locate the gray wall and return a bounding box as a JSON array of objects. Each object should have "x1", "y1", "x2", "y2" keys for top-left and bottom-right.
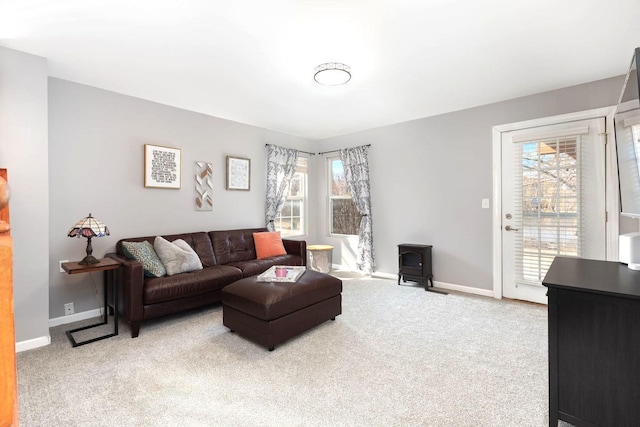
[
  {"x1": 313, "y1": 76, "x2": 628, "y2": 291},
  {"x1": 0, "y1": 47, "x2": 50, "y2": 343},
  {"x1": 48, "y1": 78, "x2": 313, "y2": 318}
]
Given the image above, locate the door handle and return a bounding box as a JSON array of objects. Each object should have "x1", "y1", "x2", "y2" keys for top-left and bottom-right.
[{"x1": 505, "y1": 225, "x2": 519, "y2": 231}]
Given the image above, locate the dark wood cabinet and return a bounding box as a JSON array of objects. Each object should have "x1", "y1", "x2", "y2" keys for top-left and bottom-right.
[
  {"x1": 398, "y1": 244, "x2": 434, "y2": 291},
  {"x1": 543, "y1": 256, "x2": 640, "y2": 427}
]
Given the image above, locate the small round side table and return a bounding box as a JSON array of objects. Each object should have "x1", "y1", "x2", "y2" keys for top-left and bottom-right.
[{"x1": 307, "y1": 245, "x2": 334, "y2": 273}]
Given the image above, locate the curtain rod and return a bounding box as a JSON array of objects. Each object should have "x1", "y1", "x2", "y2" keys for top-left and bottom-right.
[
  {"x1": 264, "y1": 144, "x2": 316, "y2": 156},
  {"x1": 318, "y1": 144, "x2": 371, "y2": 156}
]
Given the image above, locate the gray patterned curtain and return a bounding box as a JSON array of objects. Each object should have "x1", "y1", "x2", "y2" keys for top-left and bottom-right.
[
  {"x1": 265, "y1": 144, "x2": 299, "y2": 231},
  {"x1": 340, "y1": 145, "x2": 375, "y2": 274}
]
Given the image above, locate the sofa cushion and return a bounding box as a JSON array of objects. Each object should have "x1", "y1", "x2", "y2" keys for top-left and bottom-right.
[
  {"x1": 253, "y1": 231, "x2": 287, "y2": 259},
  {"x1": 143, "y1": 265, "x2": 243, "y2": 305},
  {"x1": 154, "y1": 236, "x2": 203, "y2": 276},
  {"x1": 122, "y1": 240, "x2": 166, "y2": 278},
  {"x1": 210, "y1": 228, "x2": 268, "y2": 265}
]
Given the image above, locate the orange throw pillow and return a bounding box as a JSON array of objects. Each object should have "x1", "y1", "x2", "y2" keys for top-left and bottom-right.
[{"x1": 253, "y1": 231, "x2": 287, "y2": 259}]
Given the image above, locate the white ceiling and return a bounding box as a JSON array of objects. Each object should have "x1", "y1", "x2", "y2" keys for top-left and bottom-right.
[{"x1": 1, "y1": 0, "x2": 639, "y2": 140}]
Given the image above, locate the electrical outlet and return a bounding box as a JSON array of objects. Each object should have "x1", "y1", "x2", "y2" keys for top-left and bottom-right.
[
  {"x1": 59, "y1": 260, "x2": 69, "y2": 273},
  {"x1": 64, "y1": 302, "x2": 74, "y2": 316}
]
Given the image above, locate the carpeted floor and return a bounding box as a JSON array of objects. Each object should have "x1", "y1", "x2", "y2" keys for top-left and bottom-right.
[{"x1": 17, "y1": 272, "x2": 555, "y2": 426}]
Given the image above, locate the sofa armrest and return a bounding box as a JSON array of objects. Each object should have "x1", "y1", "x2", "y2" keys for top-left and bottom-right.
[
  {"x1": 106, "y1": 252, "x2": 145, "y2": 336},
  {"x1": 282, "y1": 239, "x2": 307, "y2": 266}
]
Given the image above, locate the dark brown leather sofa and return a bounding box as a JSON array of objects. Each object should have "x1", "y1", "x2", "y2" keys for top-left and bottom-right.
[{"x1": 107, "y1": 228, "x2": 306, "y2": 337}]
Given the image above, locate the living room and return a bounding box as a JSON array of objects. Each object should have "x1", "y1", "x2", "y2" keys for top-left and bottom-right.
[{"x1": 2, "y1": 1, "x2": 640, "y2": 425}]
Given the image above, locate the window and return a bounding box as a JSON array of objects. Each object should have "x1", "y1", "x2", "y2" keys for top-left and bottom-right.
[
  {"x1": 518, "y1": 137, "x2": 580, "y2": 283},
  {"x1": 633, "y1": 123, "x2": 640, "y2": 173},
  {"x1": 274, "y1": 156, "x2": 307, "y2": 237},
  {"x1": 328, "y1": 157, "x2": 360, "y2": 235}
]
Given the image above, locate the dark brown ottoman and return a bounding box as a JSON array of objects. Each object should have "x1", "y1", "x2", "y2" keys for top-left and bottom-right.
[{"x1": 221, "y1": 270, "x2": 342, "y2": 351}]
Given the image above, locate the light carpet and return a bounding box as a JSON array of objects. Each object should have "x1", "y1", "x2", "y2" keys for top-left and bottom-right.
[{"x1": 17, "y1": 272, "x2": 555, "y2": 426}]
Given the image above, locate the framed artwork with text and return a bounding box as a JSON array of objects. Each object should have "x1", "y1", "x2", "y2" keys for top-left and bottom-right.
[{"x1": 144, "y1": 144, "x2": 181, "y2": 189}]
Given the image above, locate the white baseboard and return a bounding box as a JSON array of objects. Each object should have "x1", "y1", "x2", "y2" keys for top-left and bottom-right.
[
  {"x1": 15, "y1": 309, "x2": 102, "y2": 353},
  {"x1": 371, "y1": 271, "x2": 396, "y2": 280},
  {"x1": 372, "y1": 271, "x2": 494, "y2": 298},
  {"x1": 331, "y1": 263, "x2": 359, "y2": 273},
  {"x1": 432, "y1": 280, "x2": 494, "y2": 298},
  {"x1": 49, "y1": 308, "x2": 102, "y2": 327},
  {"x1": 16, "y1": 335, "x2": 51, "y2": 353}
]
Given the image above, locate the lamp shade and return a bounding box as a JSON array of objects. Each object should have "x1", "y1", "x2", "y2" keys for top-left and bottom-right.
[
  {"x1": 68, "y1": 213, "x2": 110, "y2": 265},
  {"x1": 68, "y1": 213, "x2": 110, "y2": 238},
  {"x1": 314, "y1": 62, "x2": 351, "y2": 86}
]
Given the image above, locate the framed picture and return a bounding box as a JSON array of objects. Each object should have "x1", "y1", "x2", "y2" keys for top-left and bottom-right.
[
  {"x1": 144, "y1": 144, "x2": 181, "y2": 189},
  {"x1": 195, "y1": 161, "x2": 213, "y2": 211},
  {"x1": 226, "y1": 156, "x2": 251, "y2": 191}
]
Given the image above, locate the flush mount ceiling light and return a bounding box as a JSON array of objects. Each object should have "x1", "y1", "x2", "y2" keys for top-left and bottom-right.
[{"x1": 314, "y1": 62, "x2": 351, "y2": 86}]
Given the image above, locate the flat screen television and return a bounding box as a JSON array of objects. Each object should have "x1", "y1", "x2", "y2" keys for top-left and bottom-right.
[{"x1": 615, "y1": 47, "x2": 640, "y2": 217}]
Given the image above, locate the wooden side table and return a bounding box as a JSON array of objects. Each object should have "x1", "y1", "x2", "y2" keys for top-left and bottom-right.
[{"x1": 62, "y1": 257, "x2": 120, "y2": 347}]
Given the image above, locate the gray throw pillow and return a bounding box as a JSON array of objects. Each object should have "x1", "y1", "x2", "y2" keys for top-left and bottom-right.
[
  {"x1": 153, "y1": 236, "x2": 203, "y2": 276},
  {"x1": 122, "y1": 240, "x2": 166, "y2": 278}
]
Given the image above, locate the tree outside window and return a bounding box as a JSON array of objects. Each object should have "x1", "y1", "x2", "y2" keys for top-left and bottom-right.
[
  {"x1": 329, "y1": 157, "x2": 360, "y2": 235},
  {"x1": 275, "y1": 157, "x2": 307, "y2": 237}
]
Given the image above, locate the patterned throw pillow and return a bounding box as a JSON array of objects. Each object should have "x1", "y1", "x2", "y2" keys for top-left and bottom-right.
[
  {"x1": 122, "y1": 240, "x2": 167, "y2": 278},
  {"x1": 153, "y1": 236, "x2": 203, "y2": 276}
]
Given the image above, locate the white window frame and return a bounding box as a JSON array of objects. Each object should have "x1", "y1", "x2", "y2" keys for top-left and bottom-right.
[{"x1": 275, "y1": 156, "x2": 307, "y2": 238}]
